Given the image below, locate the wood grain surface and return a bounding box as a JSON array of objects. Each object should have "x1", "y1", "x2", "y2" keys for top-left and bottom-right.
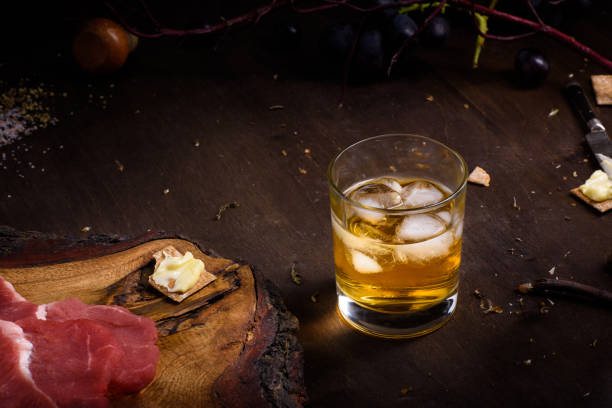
[
  {"x1": 1, "y1": 5, "x2": 611, "y2": 407},
  {"x1": 0, "y1": 231, "x2": 306, "y2": 407}
]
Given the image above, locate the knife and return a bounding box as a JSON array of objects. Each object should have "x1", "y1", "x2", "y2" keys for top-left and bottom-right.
[{"x1": 564, "y1": 81, "x2": 612, "y2": 178}]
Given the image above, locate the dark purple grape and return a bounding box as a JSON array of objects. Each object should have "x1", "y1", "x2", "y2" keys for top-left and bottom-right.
[
  {"x1": 529, "y1": 0, "x2": 543, "y2": 8},
  {"x1": 538, "y1": 2, "x2": 564, "y2": 28},
  {"x1": 354, "y1": 29, "x2": 385, "y2": 77},
  {"x1": 387, "y1": 14, "x2": 418, "y2": 49},
  {"x1": 271, "y1": 22, "x2": 301, "y2": 52},
  {"x1": 320, "y1": 24, "x2": 355, "y2": 66},
  {"x1": 421, "y1": 16, "x2": 450, "y2": 48},
  {"x1": 561, "y1": 0, "x2": 592, "y2": 22},
  {"x1": 514, "y1": 48, "x2": 550, "y2": 86},
  {"x1": 372, "y1": 0, "x2": 400, "y2": 19}
]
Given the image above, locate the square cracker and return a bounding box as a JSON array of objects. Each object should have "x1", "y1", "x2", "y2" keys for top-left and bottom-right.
[
  {"x1": 149, "y1": 245, "x2": 217, "y2": 302},
  {"x1": 591, "y1": 75, "x2": 612, "y2": 105},
  {"x1": 571, "y1": 187, "x2": 612, "y2": 213}
]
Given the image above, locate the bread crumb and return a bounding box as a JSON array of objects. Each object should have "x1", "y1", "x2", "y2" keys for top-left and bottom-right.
[
  {"x1": 467, "y1": 166, "x2": 490, "y2": 187},
  {"x1": 114, "y1": 159, "x2": 124, "y2": 172}
]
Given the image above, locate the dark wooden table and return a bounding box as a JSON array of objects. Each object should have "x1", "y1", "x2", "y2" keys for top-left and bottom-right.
[{"x1": 1, "y1": 6, "x2": 611, "y2": 407}]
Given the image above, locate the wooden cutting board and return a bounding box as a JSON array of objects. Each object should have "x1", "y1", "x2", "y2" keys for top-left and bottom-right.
[{"x1": 0, "y1": 227, "x2": 307, "y2": 408}]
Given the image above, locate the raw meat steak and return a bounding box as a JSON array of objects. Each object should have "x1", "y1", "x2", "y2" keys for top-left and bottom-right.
[
  {"x1": 0, "y1": 276, "x2": 160, "y2": 404},
  {"x1": 19, "y1": 317, "x2": 124, "y2": 408},
  {"x1": 0, "y1": 277, "x2": 26, "y2": 303},
  {"x1": 0, "y1": 278, "x2": 39, "y2": 321},
  {"x1": 0, "y1": 320, "x2": 56, "y2": 408},
  {"x1": 43, "y1": 298, "x2": 159, "y2": 393}
]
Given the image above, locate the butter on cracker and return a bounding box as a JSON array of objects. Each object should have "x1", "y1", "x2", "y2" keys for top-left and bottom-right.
[
  {"x1": 579, "y1": 170, "x2": 612, "y2": 202},
  {"x1": 149, "y1": 246, "x2": 216, "y2": 302},
  {"x1": 570, "y1": 169, "x2": 612, "y2": 213},
  {"x1": 571, "y1": 187, "x2": 612, "y2": 213}
]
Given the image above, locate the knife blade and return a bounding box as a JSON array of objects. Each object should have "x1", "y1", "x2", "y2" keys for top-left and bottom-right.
[{"x1": 564, "y1": 81, "x2": 612, "y2": 179}]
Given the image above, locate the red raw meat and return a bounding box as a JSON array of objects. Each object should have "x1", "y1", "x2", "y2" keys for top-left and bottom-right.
[
  {"x1": 0, "y1": 320, "x2": 56, "y2": 408},
  {"x1": 44, "y1": 298, "x2": 159, "y2": 393},
  {"x1": 0, "y1": 277, "x2": 39, "y2": 321},
  {"x1": 0, "y1": 276, "x2": 160, "y2": 404},
  {"x1": 19, "y1": 317, "x2": 124, "y2": 408},
  {"x1": 0, "y1": 277, "x2": 26, "y2": 303}
]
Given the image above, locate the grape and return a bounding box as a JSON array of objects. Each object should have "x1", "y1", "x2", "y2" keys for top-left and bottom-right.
[
  {"x1": 372, "y1": 0, "x2": 400, "y2": 19},
  {"x1": 421, "y1": 16, "x2": 450, "y2": 48},
  {"x1": 271, "y1": 22, "x2": 301, "y2": 52},
  {"x1": 561, "y1": 0, "x2": 592, "y2": 22},
  {"x1": 537, "y1": 2, "x2": 564, "y2": 28},
  {"x1": 320, "y1": 24, "x2": 355, "y2": 66},
  {"x1": 387, "y1": 14, "x2": 418, "y2": 49},
  {"x1": 514, "y1": 48, "x2": 550, "y2": 86},
  {"x1": 354, "y1": 29, "x2": 385, "y2": 78},
  {"x1": 529, "y1": 0, "x2": 543, "y2": 8}
]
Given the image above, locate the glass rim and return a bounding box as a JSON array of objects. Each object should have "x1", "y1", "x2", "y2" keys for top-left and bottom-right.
[{"x1": 327, "y1": 133, "x2": 468, "y2": 214}]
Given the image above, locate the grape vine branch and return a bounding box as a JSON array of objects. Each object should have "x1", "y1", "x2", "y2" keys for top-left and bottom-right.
[{"x1": 104, "y1": 0, "x2": 612, "y2": 73}]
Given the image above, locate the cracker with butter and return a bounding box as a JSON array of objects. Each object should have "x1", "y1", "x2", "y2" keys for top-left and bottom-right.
[
  {"x1": 571, "y1": 188, "x2": 612, "y2": 213},
  {"x1": 571, "y1": 170, "x2": 612, "y2": 213},
  {"x1": 149, "y1": 245, "x2": 217, "y2": 302}
]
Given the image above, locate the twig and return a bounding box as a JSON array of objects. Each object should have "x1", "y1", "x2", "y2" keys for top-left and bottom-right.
[
  {"x1": 214, "y1": 201, "x2": 240, "y2": 221},
  {"x1": 290, "y1": 262, "x2": 302, "y2": 285},
  {"x1": 453, "y1": 0, "x2": 612, "y2": 71},
  {"x1": 517, "y1": 278, "x2": 612, "y2": 306},
  {"x1": 104, "y1": 0, "x2": 612, "y2": 72},
  {"x1": 290, "y1": 0, "x2": 338, "y2": 13},
  {"x1": 137, "y1": 0, "x2": 162, "y2": 29},
  {"x1": 387, "y1": 0, "x2": 448, "y2": 76},
  {"x1": 105, "y1": 0, "x2": 291, "y2": 38},
  {"x1": 293, "y1": 0, "x2": 425, "y2": 13},
  {"x1": 525, "y1": 0, "x2": 545, "y2": 26},
  {"x1": 469, "y1": 0, "x2": 536, "y2": 41}
]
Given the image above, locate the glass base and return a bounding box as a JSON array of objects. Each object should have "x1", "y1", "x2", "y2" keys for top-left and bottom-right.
[{"x1": 336, "y1": 288, "x2": 457, "y2": 339}]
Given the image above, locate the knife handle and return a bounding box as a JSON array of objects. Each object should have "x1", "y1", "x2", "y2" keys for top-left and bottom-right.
[{"x1": 564, "y1": 81, "x2": 603, "y2": 131}]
